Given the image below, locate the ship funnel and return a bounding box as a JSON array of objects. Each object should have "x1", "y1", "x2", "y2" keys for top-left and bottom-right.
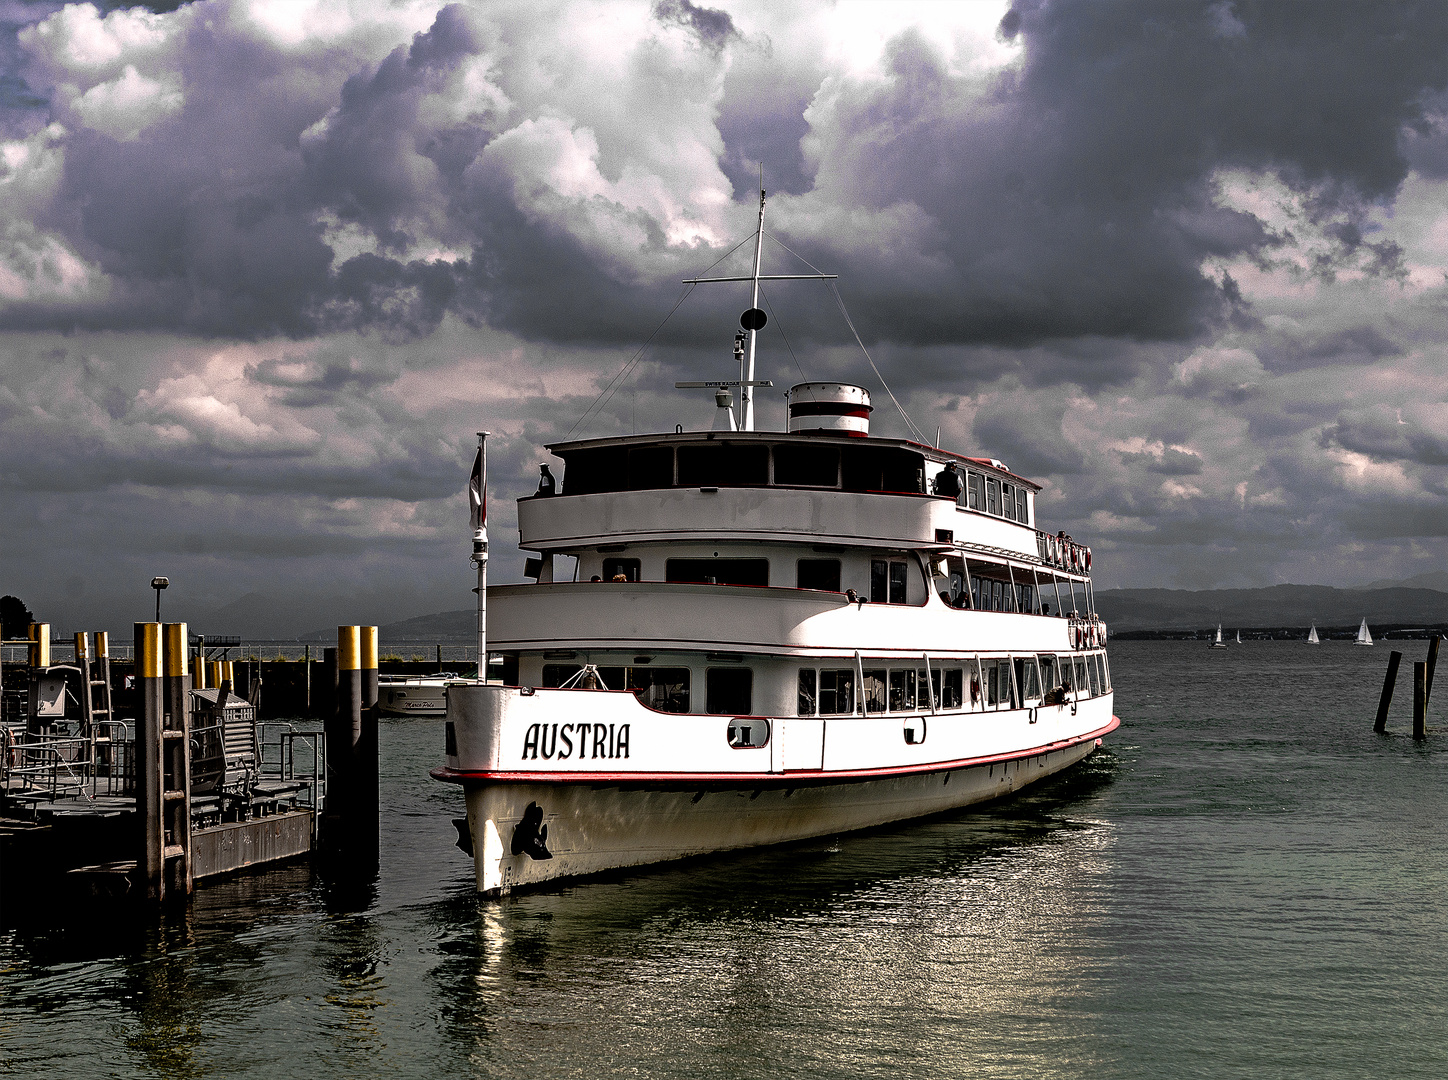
[{"x1": 787, "y1": 383, "x2": 872, "y2": 437}]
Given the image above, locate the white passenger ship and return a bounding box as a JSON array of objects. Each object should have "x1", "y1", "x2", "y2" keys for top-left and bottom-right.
[{"x1": 433, "y1": 198, "x2": 1119, "y2": 896}]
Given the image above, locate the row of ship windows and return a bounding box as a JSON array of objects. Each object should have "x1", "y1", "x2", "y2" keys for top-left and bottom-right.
[
  {"x1": 596, "y1": 555, "x2": 1080, "y2": 615},
  {"x1": 557, "y1": 442, "x2": 1033, "y2": 525},
  {"x1": 539, "y1": 653, "x2": 1110, "y2": 717}
]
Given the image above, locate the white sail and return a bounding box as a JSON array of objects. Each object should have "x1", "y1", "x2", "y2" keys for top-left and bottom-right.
[
  {"x1": 1209, "y1": 623, "x2": 1227, "y2": 648},
  {"x1": 1306, "y1": 624, "x2": 1319, "y2": 644},
  {"x1": 1354, "y1": 618, "x2": 1373, "y2": 646},
  {"x1": 1235, "y1": 629, "x2": 1241, "y2": 644}
]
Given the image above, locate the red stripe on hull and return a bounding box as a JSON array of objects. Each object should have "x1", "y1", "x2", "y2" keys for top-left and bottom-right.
[{"x1": 431, "y1": 715, "x2": 1119, "y2": 786}]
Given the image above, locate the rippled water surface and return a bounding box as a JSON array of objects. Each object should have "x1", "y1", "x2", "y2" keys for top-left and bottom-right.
[{"x1": 4, "y1": 642, "x2": 1447, "y2": 1079}]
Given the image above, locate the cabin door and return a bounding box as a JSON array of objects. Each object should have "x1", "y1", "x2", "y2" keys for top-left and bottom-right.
[{"x1": 777, "y1": 718, "x2": 825, "y2": 771}]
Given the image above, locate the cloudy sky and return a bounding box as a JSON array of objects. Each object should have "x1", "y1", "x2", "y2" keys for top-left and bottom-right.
[{"x1": 3, "y1": 0, "x2": 1448, "y2": 636}]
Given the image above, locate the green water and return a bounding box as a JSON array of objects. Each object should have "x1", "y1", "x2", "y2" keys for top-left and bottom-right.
[{"x1": 2, "y1": 642, "x2": 1446, "y2": 1078}]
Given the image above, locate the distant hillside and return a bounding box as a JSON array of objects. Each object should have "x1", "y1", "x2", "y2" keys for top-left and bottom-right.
[
  {"x1": 374, "y1": 608, "x2": 476, "y2": 640},
  {"x1": 1095, "y1": 585, "x2": 1448, "y2": 633},
  {"x1": 1354, "y1": 571, "x2": 1448, "y2": 592}
]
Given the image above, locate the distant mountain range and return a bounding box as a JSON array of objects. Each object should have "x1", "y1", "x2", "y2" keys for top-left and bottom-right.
[
  {"x1": 322, "y1": 577, "x2": 1448, "y2": 641},
  {"x1": 1095, "y1": 584, "x2": 1448, "y2": 633}
]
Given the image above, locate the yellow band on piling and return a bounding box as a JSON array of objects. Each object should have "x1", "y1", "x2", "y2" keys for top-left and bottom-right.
[
  {"x1": 338, "y1": 625, "x2": 361, "y2": 670},
  {"x1": 208, "y1": 660, "x2": 221, "y2": 687},
  {"x1": 95, "y1": 631, "x2": 108, "y2": 659},
  {"x1": 135, "y1": 623, "x2": 162, "y2": 679},
  {"x1": 221, "y1": 660, "x2": 234, "y2": 685},
  {"x1": 164, "y1": 623, "x2": 188, "y2": 677},
  {"x1": 194, "y1": 654, "x2": 208, "y2": 689},
  {"x1": 361, "y1": 626, "x2": 378, "y2": 671},
  {"x1": 29, "y1": 622, "x2": 50, "y2": 668},
  {"x1": 74, "y1": 631, "x2": 88, "y2": 659}
]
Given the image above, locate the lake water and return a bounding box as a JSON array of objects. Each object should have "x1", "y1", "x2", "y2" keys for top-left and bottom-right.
[{"x1": 3, "y1": 641, "x2": 1447, "y2": 1079}]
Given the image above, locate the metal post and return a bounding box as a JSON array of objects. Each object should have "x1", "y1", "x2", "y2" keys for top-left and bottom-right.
[
  {"x1": 473, "y1": 432, "x2": 489, "y2": 680},
  {"x1": 305, "y1": 643, "x2": 312, "y2": 714},
  {"x1": 742, "y1": 186, "x2": 767, "y2": 432},
  {"x1": 134, "y1": 622, "x2": 164, "y2": 902},
  {"x1": 1374, "y1": 651, "x2": 1402, "y2": 734},
  {"x1": 1414, "y1": 661, "x2": 1427, "y2": 741}
]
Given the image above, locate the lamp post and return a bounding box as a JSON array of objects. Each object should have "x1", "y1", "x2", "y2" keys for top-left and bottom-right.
[{"x1": 151, "y1": 577, "x2": 169, "y2": 623}]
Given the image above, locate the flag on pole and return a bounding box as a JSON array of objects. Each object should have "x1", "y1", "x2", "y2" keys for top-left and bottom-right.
[{"x1": 469, "y1": 441, "x2": 486, "y2": 533}]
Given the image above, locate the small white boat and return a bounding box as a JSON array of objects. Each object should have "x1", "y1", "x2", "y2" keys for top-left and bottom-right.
[
  {"x1": 1209, "y1": 624, "x2": 1228, "y2": 649},
  {"x1": 1354, "y1": 618, "x2": 1373, "y2": 646},
  {"x1": 1306, "y1": 624, "x2": 1319, "y2": 644},
  {"x1": 1235, "y1": 629, "x2": 1242, "y2": 644},
  {"x1": 379, "y1": 674, "x2": 456, "y2": 717}
]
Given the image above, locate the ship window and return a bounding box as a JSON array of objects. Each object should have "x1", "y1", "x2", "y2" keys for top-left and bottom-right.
[
  {"x1": 627, "y1": 447, "x2": 674, "y2": 490},
  {"x1": 666, "y1": 558, "x2": 769, "y2": 587},
  {"x1": 602, "y1": 558, "x2": 640, "y2": 582},
  {"x1": 629, "y1": 667, "x2": 690, "y2": 713},
  {"x1": 842, "y1": 446, "x2": 925, "y2": 493},
  {"x1": 1074, "y1": 657, "x2": 1090, "y2": 697},
  {"x1": 870, "y1": 560, "x2": 908, "y2": 604},
  {"x1": 1039, "y1": 654, "x2": 1058, "y2": 693},
  {"x1": 542, "y1": 665, "x2": 625, "y2": 690},
  {"x1": 1017, "y1": 658, "x2": 1042, "y2": 700},
  {"x1": 966, "y1": 470, "x2": 984, "y2": 511},
  {"x1": 797, "y1": 669, "x2": 817, "y2": 715},
  {"x1": 774, "y1": 444, "x2": 839, "y2": 487},
  {"x1": 561, "y1": 448, "x2": 627, "y2": 495},
  {"x1": 797, "y1": 559, "x2": 841, "y2": 591},
  {"x1": 1017, "y1": 490, "x2": 1030, "y2": 524},
  {"x1": 888, "y1": 669, "x2": 916, "y2": 711},
  {"x1": 677, "y1": 444, "x2": 769, "y2": 487},
  {"x1": 986, "y1": 477, "x2": 1001, "y2": 516},
  {"x1": 930, "y1": 668, "x2": 963, "y2": 710},
  {"x1": 706, "y1": 668, "x2": 753, "y2": 715},
  {"x1": 862, "y1": 669, "x2": 886, "y2": 713},
  {"x1": 1002, "y1": 483, "x2": 1015, "y2": 520},
  {"x1": 819, "y1": 669, "x2": 855, "y2": 715}
]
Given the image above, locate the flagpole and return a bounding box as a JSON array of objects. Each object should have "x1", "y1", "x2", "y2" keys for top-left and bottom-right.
[{"x1": 471, "y1": 432, "x2": 490, "y2": 680}]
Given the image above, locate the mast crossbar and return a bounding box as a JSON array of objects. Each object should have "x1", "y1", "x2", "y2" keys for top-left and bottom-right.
[{"x1": 681, "y1": 274, "x2": 838, "y2": 283}]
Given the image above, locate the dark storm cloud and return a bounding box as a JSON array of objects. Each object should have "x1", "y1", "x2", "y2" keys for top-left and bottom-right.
[
  {"x1": 652, "y1": 0, "x2": 738, "y2": 54},
  {"x1": 1321, "y1": 406, "x2": 1448, "y2": 467},
  {"x1": 6, "y1": 1, "x2": 1444, "y2": 358}
]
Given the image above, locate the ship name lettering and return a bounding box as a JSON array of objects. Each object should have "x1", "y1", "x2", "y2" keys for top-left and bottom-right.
[{"x1": 520, "y1": 722, "x2": 630, "y2": 760}]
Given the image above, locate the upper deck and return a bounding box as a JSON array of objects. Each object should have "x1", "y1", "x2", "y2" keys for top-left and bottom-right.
[{"x1": 519, "y1": 431, "x2": 1074, "y2": 567}]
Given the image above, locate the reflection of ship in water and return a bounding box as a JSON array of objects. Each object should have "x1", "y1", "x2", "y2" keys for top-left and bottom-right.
[{"x1": 430, "y1": 756, "x2": 1119, "y2": 1068}]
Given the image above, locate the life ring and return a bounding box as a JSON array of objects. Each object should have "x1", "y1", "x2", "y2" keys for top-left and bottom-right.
[{"x1": 1085, "y1": 547, "x2": 1092, "y2": 572}]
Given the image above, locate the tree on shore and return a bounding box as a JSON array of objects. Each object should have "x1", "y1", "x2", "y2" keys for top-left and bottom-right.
[{"x1": 1, "y1": 595, "x2": 35, "y2": 639}]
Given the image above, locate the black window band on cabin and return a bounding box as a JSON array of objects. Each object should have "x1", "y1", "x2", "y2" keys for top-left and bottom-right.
[
  {"x1": 787, "y1": 402, "x2": 872, "y2": 418},
  {"x1": 665, "y1": 558, "x2": 769, "y2": 587}
]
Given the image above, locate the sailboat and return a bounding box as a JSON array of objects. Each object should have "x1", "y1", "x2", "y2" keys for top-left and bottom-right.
[
  {"x1": 1354, "y1": 618, "x2": 1373, "y2": 646},
  {"x1": 1235, "y1": 629, "x2": 1242, "y2": 644},
  {"x1": 1306, "y1": 624, "x2": 1320, "y2": 644},
  {"x1": 1209, "y1": 624, "x2": 1228, "y2": 649}
]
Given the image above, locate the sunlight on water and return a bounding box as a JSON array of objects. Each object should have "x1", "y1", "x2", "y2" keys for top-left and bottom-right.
[{"x1": 3, "y1": 642, "x2": 1448, "y2": 1078}]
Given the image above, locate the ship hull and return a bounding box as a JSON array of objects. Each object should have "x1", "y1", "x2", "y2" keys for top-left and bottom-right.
[{"x1": 447, "y1": 722, "x2": 1112, "y2": 895}]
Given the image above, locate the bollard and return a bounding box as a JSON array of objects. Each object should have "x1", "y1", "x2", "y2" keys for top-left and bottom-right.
[
  {"x1": 1427, "y1": 637, "x2": 1441, "y2": 708},
  {"x1": 1414, "y1": 661, "x2": 1427, "y2": 740},
  {"x1": 134, "y1": 622, "x2": 165, "y2": 902},
  {"x1": 28, "y1": 622, "x2": 49, "y2": 668},
  {"x1": 1374, "y1": 651, "x2": 1402, "y2": 733}
]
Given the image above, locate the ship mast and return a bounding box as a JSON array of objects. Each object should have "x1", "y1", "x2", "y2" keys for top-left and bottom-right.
[
  {"x1": 679, "y1": 173, "x2": 836, "y2": 431},
  {"x1": 742, "y1": 187, "x2": 766, "y2": 432}
]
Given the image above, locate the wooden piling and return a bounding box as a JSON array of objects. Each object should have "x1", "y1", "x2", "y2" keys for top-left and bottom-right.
[
  {"x1": 1374, "y1": 651, "x2": 1402, "y2": 733},
  {"x1": 360, "y1": 626, "x2": 380, "y2": 857},
  {"x1": 1414, "y1": 661, "x2": 1427, "y2": 740},
  {"x1": 162, "y1": 623, "x2": 193, "y2": 896},
  {"x1": 1427, "y1": 636, "x2": 1441, "y2": 708},
  {"x1": 134, "y1": 622, "x2": 165, "y2": 902}
]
